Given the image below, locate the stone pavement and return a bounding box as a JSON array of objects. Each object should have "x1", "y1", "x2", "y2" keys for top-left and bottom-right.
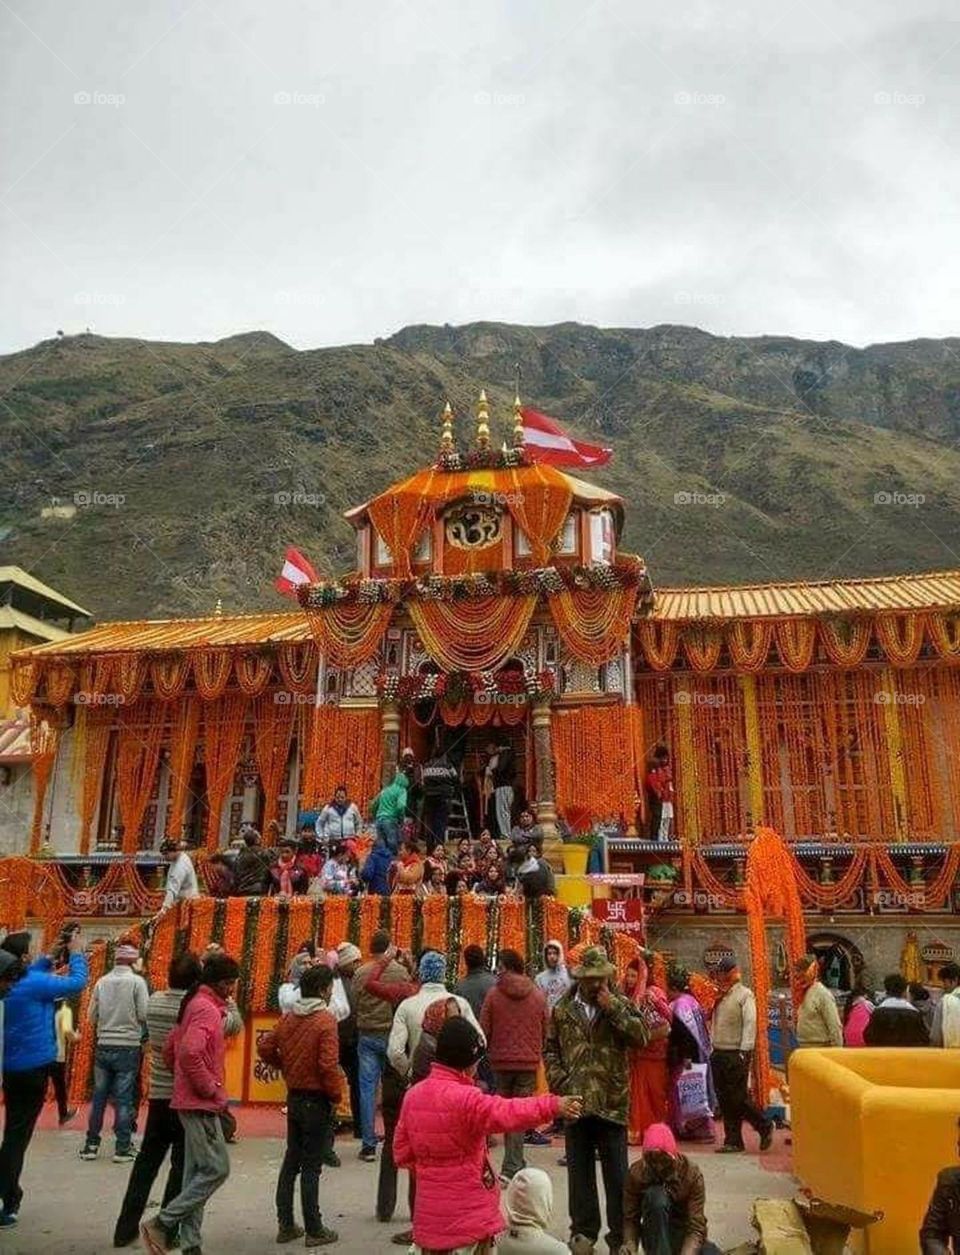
[{"x1": 2, "y1": 1109, "x2": 796, "y2": 1254}]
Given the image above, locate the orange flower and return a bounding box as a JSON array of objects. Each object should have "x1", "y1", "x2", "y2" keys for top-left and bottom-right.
[
  {"x1": 222, "y1": 896, "x2": 248, "y2": 962},
  {"x1": 359, "y1": 895, "x2": 381, "y2": 960},
  {"x1": 251, "y1": 898, "x2": 280, "y2": 1012},
  {"x1": 392, "y1": 894, "x2": 414, "y2": 952},
  {"x1": 188, "y1": 896, "x2": 217, "y2": 955},
  {"x1": 422, "y1": 895, "x2": 448, "y2": 955},
  {"x1": 68, "y1": 942, "x2": 108, "y2": 1105},
  {"x1": 323, "y1": 897, "x2": 349, "y2": 951}
]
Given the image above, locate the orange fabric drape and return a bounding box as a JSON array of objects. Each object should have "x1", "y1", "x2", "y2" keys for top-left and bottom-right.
[
  {"x1": 409, "y1": 596, "x2": 537, "y2": 671},
  {"x1": 253, "y1": 693, "x2": 296, "y2": 832},
  {"x1": 505, "y1": 465, "x2": 572, "y2": 564},
  {"x1": 29, "y1": 715, "x2": 60, "y2": 854},
  {"x1": 550, "y1": 586, "x2": 636, "y2": 666},
  {"x1": 75, "y1": 707, "x2": 112, "y2": 855},
  {"x1": 202, "y1": 695, "x2": 248, "y2": 850},
  {"x1": 304, "y1": 604, "x2": 395, "y2": 668},
  {"x1": 115, "y1": 704, "x2": 165, "y2": 853},
  {"x1": 165, "y1": 697, "x2": 201, "y2": 839},
  {"x1": 302, "y1": 705, "x2": 382, "y2": 808},
  {"x1": 553, "y1": 705, "x2": 644, "y2": 825}
]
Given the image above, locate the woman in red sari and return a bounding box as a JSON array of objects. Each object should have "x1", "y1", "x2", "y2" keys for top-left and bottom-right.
[{"x1": 624, "y1": 956, "x2": 673, "y2": 1146}]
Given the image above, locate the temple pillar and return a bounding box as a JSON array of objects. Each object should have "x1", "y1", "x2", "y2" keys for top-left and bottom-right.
[
  {"x1": 380, "y1": 700, "x2": 400, "y2": 787},
  {"x1": 531, "y1": 701, "x2": 560, "y2": 862}
]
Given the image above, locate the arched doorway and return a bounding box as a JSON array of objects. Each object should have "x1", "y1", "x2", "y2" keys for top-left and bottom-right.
[{"x1": 807, "y1": 931, "x2": 865, "y2": 992}]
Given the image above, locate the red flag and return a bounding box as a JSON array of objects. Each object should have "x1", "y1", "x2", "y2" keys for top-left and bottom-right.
[
  {"x1": 520, "y1": 407, "x2": 612, "y2": 468},
  {"x1": 275, "y1": 546, "x2": 319, "y2": 598}
]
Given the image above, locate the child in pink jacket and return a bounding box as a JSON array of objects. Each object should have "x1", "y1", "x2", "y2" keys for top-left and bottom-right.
[{"x1": 395, "y1": 1017, "x2": 582, "y2": 1252}]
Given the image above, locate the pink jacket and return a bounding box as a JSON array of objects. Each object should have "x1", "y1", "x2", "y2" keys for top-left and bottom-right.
[
  {"x1": 394, "y1": 1062, "x2": 560, "y2": 1249},
  {"x1": 843, "y1": 997, "x2": 873, "y2": 1047},
  {"x1": 164, "y1": 985, "x2": 229, "y2": 1112}
]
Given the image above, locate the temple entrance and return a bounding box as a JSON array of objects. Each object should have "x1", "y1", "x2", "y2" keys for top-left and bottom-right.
[{"x1": 807, "y1": 931, "x2": 865, "y2": 992}]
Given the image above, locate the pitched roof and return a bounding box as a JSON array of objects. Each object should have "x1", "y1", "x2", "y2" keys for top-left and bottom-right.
[
  {"x1": 0, "y1": 605, "x2": 73, "y2": 643},
  {"x1": 0, "y1": 566, "x2": 91, "y2": 617},
  {"x1": 15, "y1": 610, "x2": 309, "y2": 658},
  {"x1": 0, "y1": 716, "x2": 31, "y2": 763}
]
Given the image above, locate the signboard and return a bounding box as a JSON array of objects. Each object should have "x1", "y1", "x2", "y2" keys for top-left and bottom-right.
[
  {"x1": 586, "y1": 874, "x2": 646, "y2": 887},
  {"x1": 591, "y1": 896, "x2": 645, "y2": 942},
  {"x1": 248, "y1": 1015, "x2": 286, "y2": 1104}
]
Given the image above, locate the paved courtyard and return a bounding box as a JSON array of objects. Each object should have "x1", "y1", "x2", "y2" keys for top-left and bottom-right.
[{"x1": 2, "y1": 1106, "x2": 795, "y2": 1254}]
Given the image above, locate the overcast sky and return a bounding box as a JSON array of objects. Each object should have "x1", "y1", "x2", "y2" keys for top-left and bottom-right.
[{"x1": 1, "y1": 0, "x2": 957, "y2": 354}]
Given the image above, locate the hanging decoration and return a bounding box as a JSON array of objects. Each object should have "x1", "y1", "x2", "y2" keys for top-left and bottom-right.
[
  {"x1": 928, "y1": 612, "x2": 960, "y2": 659},
  {"x1": 774, "y1": 620, "x2": 817, "y2": 671},
  {"x1": 194, "y1": 650, "x2": 232, "y2": 700},
  {"x1": 277, "y1": 642, "x2": 317, "y2": 694},
  {"x1": 114, "y1": 704, "x2": 165, "y2": 854},
  {"x1": 504, "y1": 465, "x2": 572, "y2": 565},
  {"x1": 165, "y1": 697, "x2": 201, "y2": 840},
  {"x1": 550, "y1": 585, "x2": 637, "y2": 665},
  {"x1": 728, "y1": 621, "x2": 773, "y2": 671},
  {"x1": 633, "y1": 621, "x2": 680, "y2": 671},
  {"x1": 202, "y1": 694, "x2": 249, "y2": 850},
  {"x1": 74, "y1": 706, "x2": 112, "y2": 855},
  {"x1": 10, "y1": 658, "x2": 37, "y2": 707},
  {"x1": 150, "y1": 655, "x2": 191, "y2": 700},
  {"x1": 253, "y1": 692, "x2": 296, "y2": 833},
  {"x1": 552, "y1": 705, "x2": 645, "y2": 825},
  {"x1": 409, "y1": 596, "x2": 537, "y2": 672},
  {"x1": 304, "y1": 603, "x2": 395, "y2": 668},
  {"x1": 681, "y1": 626, "x2": 724, "y2": 673},
  {"x1": 818, "y1": 618, "x2": 872, "y2": 668},
  {"x1": 234, "y1": 652, "x2": 274, "y2": 696},
  {"x1": 301, "y1": 705, "x2": 382, "y2": 808},
  {"x1": 875, "y1": 615, "x2": 924, "y2": 667},
  {"x1": 375, "y1": 665, "x2": 556, "y2": 708}
]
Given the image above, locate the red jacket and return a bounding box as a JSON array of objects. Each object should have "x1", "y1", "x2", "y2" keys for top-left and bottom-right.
[
  {"x1": 394, "y1": 1062, "x2": 559, "y2": 1249},
  {"x1": 479, "y1": 972, "x2": 549, "y2": 1071},
  {"x1": 164, "y1": 985, "x2": 229, "y2": 1113},
  {"x1": 257, "y1": 1004, "x2": 342, "y2": 1101}
]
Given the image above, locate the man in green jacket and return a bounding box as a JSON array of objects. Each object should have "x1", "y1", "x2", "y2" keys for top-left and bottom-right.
[
  {"x1": 369, "y1": 772, "x2": 408, "y2": 854},
  {"x1": 545, "y1": 946, "x2": 663, "y2": 1254}
]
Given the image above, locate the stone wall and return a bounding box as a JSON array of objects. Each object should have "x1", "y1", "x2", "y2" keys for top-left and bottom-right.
[{"x1": 0, "y1": 761, "x2": 33, "y2": 855}]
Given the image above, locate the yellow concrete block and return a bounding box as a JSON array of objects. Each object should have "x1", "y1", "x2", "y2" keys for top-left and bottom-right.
[
  {"x1": 554, "y1": 874, "x2": 593, "y2": 907},
  {"x1": 791, "y1": 1048, "x2": 960, "y2": 1255}
]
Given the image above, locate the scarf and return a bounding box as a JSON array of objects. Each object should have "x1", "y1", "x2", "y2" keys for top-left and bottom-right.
[
  {"x1": 278, "y1": 852, "x2": 296, "y2": 897},
  {"x1": 293, "y1": 997, "x2": 327, "y2": 1017}
]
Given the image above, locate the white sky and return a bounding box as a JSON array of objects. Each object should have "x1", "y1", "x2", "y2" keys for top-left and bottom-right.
[{"x1": 1, "y1": 0, "x2": 958, "y2": 353}]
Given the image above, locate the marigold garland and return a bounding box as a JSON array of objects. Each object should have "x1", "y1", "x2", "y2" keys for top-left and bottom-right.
[
  {"x1": 235, "y1": 652, "x2": 274, "y2": 695},
  {"x1": 150, "y1": 654, "x2": 191, "y2": 700},
  {"x1": 29, "y1": 714, "x2": 60, "y2": 854},
  {"x1": 498, "y1": 897, "x2": 526, "y2": 963},
  {"x1": 221, "y1": 896, "x2": 248, "y2": 964},
  {"x1": 359, "y1": 894, "x2": 382, "y2": 959},
  {"x1": 323, "y1": 896, "x2": 349, "y2": 950},
  {"x1": 74, "y1": 706, "x2": 112, "y2": 855},
  {"x1": 391, "y1": 893, "x2": 414, "y2": 952},
  {"x1": 115, "y1": 704, "x2": 165, "y2": 853},
  {"x1": 681, "y1": 626, "x2": 723, "y2": 673},
  {"x1": 253, "y1": 693, "x2": 296, "y2": 833},
  {"x1": 147, "y1": 906, "x2": 178, "y2": 989},
  {"x1": 409, "y1": 596, "x2": 538, "y2": 672},
  {"x1": 553, "y1": 705, "x2": 644, "y2": 825},
  {"x1": 876, "y1": 615, "x2": 924, "y2": 666},
  {"x1": 543, "y1": 899, "x2": 570, "y2": 951},
  {"x1": 194, "y1": 649, "x2": 232, "y2": 700},
  {"x1": 251, "y1": 898, "x2": 281, "y2": 1010},
  {"x1": 774, "y1": 620, "x2": 817, "y2": 671},
  {"x1": 165, "y1": 697, "x2": 200, "y2": 839},
  {"x1": 304, "y1": 603, "x2": 395, "y2": 668},
  {"x1": 302, "y1": 705, "x2": 382, "y2": 809},
  {"x1": 68, "y1": 941, "x2": 108, "y2": 1105},
  {"x1": 285, "y1": 898, "x2": 316, "y2": 969},
  {"x1": 422, "y1": 895, "x2": 449, "y2": 956},
  {"x1": 549, "y1": 585, "x2": 636, "y2": 666},
  {"x1": 202, "y1": 694, "x2": 248, "y2": 850},
  {"x1": 928, "y1": 612, "x2": 960, "y2": 659},
  {"x1": 187, "y1": 895, "x2": 217, "y2": 954}
]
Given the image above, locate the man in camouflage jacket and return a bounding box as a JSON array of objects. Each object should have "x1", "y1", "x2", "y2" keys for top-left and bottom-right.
[{"x1": 545, "y1": 945, "x2": 660, "y2": 1253}]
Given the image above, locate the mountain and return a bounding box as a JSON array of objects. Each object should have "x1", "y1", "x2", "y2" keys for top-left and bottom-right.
[{"x1": 1, "y1": 322, "x2": 959, "y2": 621}]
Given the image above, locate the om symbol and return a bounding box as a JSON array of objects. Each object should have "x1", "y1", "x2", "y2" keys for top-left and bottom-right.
[{"x1": 444, "y1": 504, "x2": 502, "y2": 550}]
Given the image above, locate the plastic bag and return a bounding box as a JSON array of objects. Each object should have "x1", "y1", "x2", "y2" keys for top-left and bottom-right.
[{"x1": 676, "y1": 1062, "x2": 712, "y2": 1124}]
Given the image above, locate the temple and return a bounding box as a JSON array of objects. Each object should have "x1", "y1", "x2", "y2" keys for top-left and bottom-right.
[{"x1": 4, "y1": 394, "x2": 960, "y2": 1008}]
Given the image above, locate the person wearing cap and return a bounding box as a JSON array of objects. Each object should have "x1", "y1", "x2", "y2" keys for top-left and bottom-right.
[
  {"x1": 160, "y1": 840, "x2": 199, "y2": 912},
  {"x1": 387, "y1": 950, "x2": 484, "y2": 1080},
  {"x1": 395, "y1": 1017, "x2": 582, "y2": 1255},
  {"x1": 620, "y1": 1123, "x2": 722, "y2": 1255},
  {"x1": 80, "y1": 942, "x2": 149, "y2": 1163},
  {"x1": 709, "y1": 956, "x2": 773, "y2": 1155},
  {"x1": 793, "y1": 954, "x2": 842, "y2": 1049},
  {"x1": 0, "y1": 928, "x2": 88, "y2": 1227},
  {"x1": 544, "y1": 945, "x2": 659, "y2": 1254}
]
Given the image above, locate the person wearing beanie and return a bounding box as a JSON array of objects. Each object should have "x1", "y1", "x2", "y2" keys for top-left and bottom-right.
[
  {"x1": 351, "y1": 931, "x2": 412, "y2": 1161},
  {"x1": 395, "y1": 1018, "x2": 582, "y2": 1253},
  {"x1": 387, "y1": 951, "x2": 484, "y2": 1080},
  {"x1": 140, "y1": 953, "x2": 240, "y2": 1255},
  {"x1": 621, "y1": 1122, "x2": 722, "y2": 1255},
  {"x1": 498, "y1": 1167, "x2": 569, "y2": 1254},
  {"x1": 0, "y1": 927, "x2": 88, "y2": 1226},
  {"x1": 80, "y1": 943, "x2": 150, "y2": 1164}
]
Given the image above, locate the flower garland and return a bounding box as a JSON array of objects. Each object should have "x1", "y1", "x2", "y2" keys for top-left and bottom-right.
[
  {"x1": 303, "y1": 603, "x2": 395, "y2": 668},
  {"x1": 165, "y1": 697, "x2": 200, "y2": 839},
  {"x1": 285, "y1": 898, "x2": 316, "y2": 968},
  {"x1": 323, "y1": 896, "x2": 349, "y2": 950},
  {"x1": 194, "y1": 649, "x2": 232, "y2": 700},
  {"x1": 436, "y1": 447, "x2": 530, "y2": 472},
  {"x1": 253, "y1": 693, "x2": 296, "y2": 833},
  {"x1": 29, "y1": 714, "x2": 60, "y2": 855},
  {"x1": 375, "y1": 665, "x2": 556, "y2": 707},
  {"x1": 499, "y1": 897, "x2": 526, "y2": 962},
  {"x1": 391, "y1": 893, "x2": 414, "y2": 952},
  {"x1": 876, "y1": 615, "x2": 924, "y2": 667},
  {"x1": 148, "y1": 906, "x2": 178, "y2": 989},
  {"x1": 222, "y1": 896, "x2": 248, "y2": 963},
  {"x1": 202, "y1": 694, "x2": 249, "y2": 850},
  {"x1": 301, "y1": 705, "x2": 382, "y2": 809},
  {"x1": 114, "y1": 705, "x2": 165, "y2": 854},
  {"x1": 251, "y1": 898, "x2": 281, "y2": 1010},
  {"x1": 188, "y1": 895, "x2": 217, "y2": 954},
  {"x1": 553, "y1": 705, "x2": 644, "y2": 826},
  {"x1": 68, "y1": 940, "x2": 108, "y2": 1105},
  {"x1": 359, "y1": 894, "x2": 381, "y2": 959},
  {"x1": 408, "y1": 596, "x2": 538, "y2": 672},
  {"x1": 422, "y1": 894, "x2": 449, "y2": 955}
]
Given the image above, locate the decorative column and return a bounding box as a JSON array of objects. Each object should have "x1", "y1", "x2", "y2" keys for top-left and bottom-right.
[
  {"x1": 738, "y1": 673, "x2": 764, "y2": 827},
  {"x1": 531, "y1": 701, "x2": 560, "y2": 859},
  {"x1": 879, "y1": 668, "x2": 909, "y2": 841},
  {"x1": 674, "y1": 684, "x2": 702, "y2": 844},
  {"x1": 380, "y1": 700, "x2": 400, "y2": 787}
]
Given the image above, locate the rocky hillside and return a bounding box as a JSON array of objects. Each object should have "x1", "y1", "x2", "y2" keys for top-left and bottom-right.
[{"x1": 1, "y1": 322, "x2": 959, "y2": 620}]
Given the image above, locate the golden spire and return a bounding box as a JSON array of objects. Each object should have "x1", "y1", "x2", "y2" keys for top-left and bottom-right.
[
  {"x1": 513, "y1": 393, "x2": 525, "y2": 448},
  {"x1": 439, "y1": 400, "x2": 454, "y2": 454},
  {"x1": 476, "y1": 389, "x2": 490, "y2": 450},
  {"x1": 214, "y1": 598, "x2": 223, "y2": 617}
]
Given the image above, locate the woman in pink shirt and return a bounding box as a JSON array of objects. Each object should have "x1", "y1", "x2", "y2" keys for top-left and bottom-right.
[{"x1": 842, "y1": 982, "x2": 874, "y2": 1047}]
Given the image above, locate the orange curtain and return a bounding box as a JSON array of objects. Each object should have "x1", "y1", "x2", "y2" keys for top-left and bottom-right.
[
  {"x1": 302, "y1": 705, "x2": 382, "y2": 809},
  {"x1": 202, "y1": 695, "x2": 248, "y2": 850},
  {"x1": 505, "y1": 465, "x2": 572, "y2": 564},
  {"x1": 253, "y1": 693, "x2": 296, "y2": 831},
  {"x1": 552, "y1": 705, "x2": 643, "y2": 825},
  {"x1": 165, "y1": 697, "x2": 201, "y2": 839},
  {"x1": 29, "y1": 714, "x2": 60, "y2": 854},
  {"x1": 115, "y1": 704, "x2": 165, "y2": 853},
  {"x1": 409, "y1": 596, "x2": 537, "y2": 671},
  {"x1": 549, "y1": 586, "x2": 636, "y2": 666},
  {"x1": 304, "y1": 604, "x2": 394, "y2": 667},
  {"x1": 74, "y1": 706, "x2": 112, "y2": 855}
]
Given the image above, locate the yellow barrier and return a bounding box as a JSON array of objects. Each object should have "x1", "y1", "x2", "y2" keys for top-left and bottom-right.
[
  {"x1": 554, "y1": 874, "x2": 593, "y2": 907},
  {"x1": 791, "y1": 1048, "x2": 960, "y2": 1254}
]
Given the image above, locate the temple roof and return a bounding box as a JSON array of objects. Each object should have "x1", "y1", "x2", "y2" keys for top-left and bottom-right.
[
  {"x1": 0, "y1": 566, "x2": 91, "y2": 618},
  {"x1": 12, "y1": 567, "x2": 960, "y2": 661}
]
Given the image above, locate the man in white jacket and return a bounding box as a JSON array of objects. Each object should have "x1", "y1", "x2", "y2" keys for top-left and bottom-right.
[
  {"x1": 159, "y1": 841, "x2": 198, "y2": 912},
  {"x1": 932, "y1": 963, "x2": 960, "y2": 1047},
  {"x1": 387, "y1": 951, "x2": 484, "y2": 1077}
]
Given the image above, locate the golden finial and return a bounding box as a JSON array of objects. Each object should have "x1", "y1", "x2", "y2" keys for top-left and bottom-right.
[
  {"x1": 214, "y1": 598, "x2": 223, "y2": 618},
  {"x1": 476, "y1": 389, "x2": 490, "y2": 450},
  {"x1": 513, "y1": 393, "x2": 525, "y2": 448},
  {"x1": 439, "y1": 400, "x2": 454, "y2": 453}
]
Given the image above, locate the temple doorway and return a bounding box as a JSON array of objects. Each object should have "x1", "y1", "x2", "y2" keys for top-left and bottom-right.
[{"x1": 808, "y1": 931, "x2": 865, "y2": 992}]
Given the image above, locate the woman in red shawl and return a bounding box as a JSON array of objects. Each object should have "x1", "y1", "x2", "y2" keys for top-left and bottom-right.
[{"x1": 624, "y1": 956, "x2": 672, "y2": 1146}]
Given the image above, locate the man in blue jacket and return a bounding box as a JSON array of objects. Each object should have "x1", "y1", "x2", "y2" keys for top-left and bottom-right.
[
  {"x1": 360, "y1": 839, "x2": 394, "y2": 896},
  {"x1": 0, "y1": 929, "x2": 88, "y2": 1226}
]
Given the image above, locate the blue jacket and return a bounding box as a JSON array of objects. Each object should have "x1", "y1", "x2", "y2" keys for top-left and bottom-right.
[
  {"x1": 3, "y1": 953, "x2": 89, "y2": 1072},
  {"x1": 360, "y1": 842, "x2": 393, "y2": 896}
]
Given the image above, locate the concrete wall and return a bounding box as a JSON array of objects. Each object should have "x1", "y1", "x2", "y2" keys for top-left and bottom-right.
[{"x1": 0, "y1": 761, "x2": 34, "y2": 854}]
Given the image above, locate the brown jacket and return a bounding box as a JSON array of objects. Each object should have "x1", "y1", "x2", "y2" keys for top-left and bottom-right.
[
  {"x1": 623, "y1": 1152, "x2": 708, "y2": 1252},
  {"x1": 257, "y1": 1004, "x2": 342, "y2": 1101},
  {"x1": 352, "y1": 957, "x2": 410, "y2": 1035}
]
